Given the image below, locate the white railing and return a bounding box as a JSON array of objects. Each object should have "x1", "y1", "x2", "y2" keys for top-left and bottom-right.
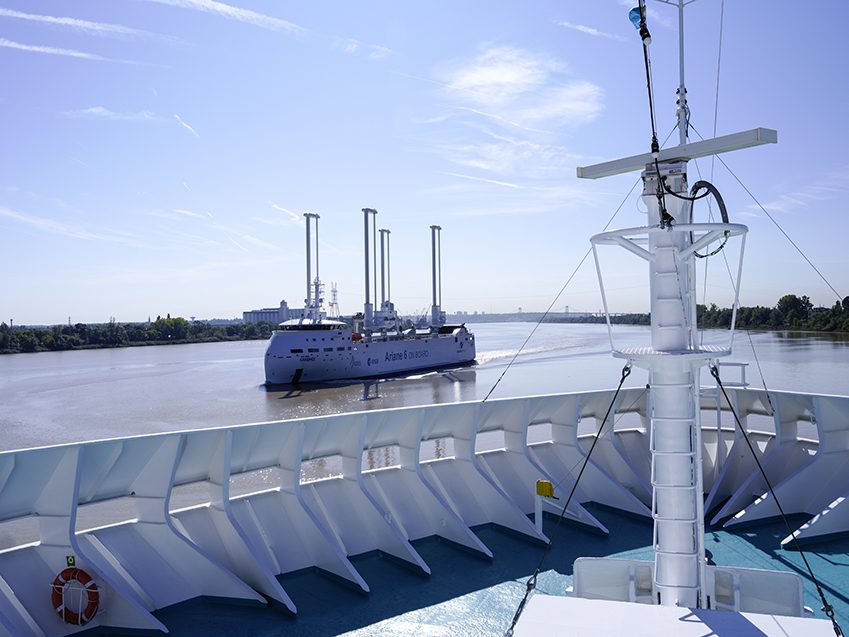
[{"x1": 0, "y1": 386, "x2": 846, "y2": 636}]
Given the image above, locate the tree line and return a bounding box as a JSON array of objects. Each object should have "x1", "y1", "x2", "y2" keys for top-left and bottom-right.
[
  {"x1": 545, "y1": 294, "x2": 849, "y2": 332},
  {"x1": 0, "y1": 316, "x2": 277, "y2": 354},
  {"x1": 699, "y1": 294, "x2": 849, "y2": 331}
]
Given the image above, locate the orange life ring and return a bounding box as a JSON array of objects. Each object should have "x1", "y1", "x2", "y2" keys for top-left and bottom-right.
[{"x1": 51, "y1": 567, "x2": 100, "y2": 625}]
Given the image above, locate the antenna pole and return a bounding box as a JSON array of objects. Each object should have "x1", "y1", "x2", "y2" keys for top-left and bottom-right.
[{"x1": 676, "y1": 0, "x2": 689, "y2": 145}]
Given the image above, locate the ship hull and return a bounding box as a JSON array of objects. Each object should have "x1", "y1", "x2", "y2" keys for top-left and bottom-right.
[{"x1": 264, "y1": 325, "x2": 475, "y2": 384}]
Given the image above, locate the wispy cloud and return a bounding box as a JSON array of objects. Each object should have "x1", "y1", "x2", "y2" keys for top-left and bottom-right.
[
  {"x1": 436, "y1": 189, "x2": 598, "y2": 218},
  {"x1": 227, "y1": 236, "x2": 247, "y2": 251},
  {"x1": 444, "y1": 172, "x2": 523, "y2": 189},
  {"x1": 416, "y1": 45, "x2": 607, "y2": 219},
  {"x1": 0, "y1": 205, "x2": 139, "y2": 243},
  {"x1": 88, "y1": 254, "x2": 281, "y2": 287},
  {"x1": 454, "y1": 106, "x2": 549, "y2": 134},
  {"x1": 241, "y1": 234, "x2": 279, "y2": 250},
  {"x1": 0, "y1": 37, "x2": 119, "y2": 62},
  {"x1": 61, "y1": 107, "x2": 203, "y2": 142},
  {"x1": 146, "y1": 0, "x2": 392, "y2": 61},
  {"x1": 0, "y1": 7, "x2": 155, "y2": 39},
  {"x1": 515, "y1": 82, "x2": 602, "y2": 125},
  {"x1": 148, "y1": 208, "x2": 214, "y2": 223},
  {"x1": 332, "y1": 37, "x2": 391, "y2": 60},
  {"x1": 556, "y1": 20, "x2": 627, "y2": 42},
  {"x1": 163, "y1": 229, "x2": 221, "y2": 248},
  {"x1": 270, "y1": 203, "x2": 305, "y2": 226},
  {"x1": 172, "y1": 208, "x2": 203, "y2": 218},
  {"x1": 753, "y1": 166, "x2": 849, "y2": 215},
  {"x1": 438, "y1": 133, "x2": 582, "y2": 178},
  {"x1": 61, "y1": 106, "x2": 156, "y2": 121},
  {"x1": 437, "y1": 46, "x2": 602, "y2": 128},
  {"x1": 440, "y1": 46, "x2": 559, "y2": 106},
  {"x1": 421, "y1": 45, "x2": 603, "y2": 185},
  {"x1": 173, "y1": 114, "x2": 200, "y2": 138},
  {"x1": 145, "y1": 0, "x2": 304, "y2": 34}
]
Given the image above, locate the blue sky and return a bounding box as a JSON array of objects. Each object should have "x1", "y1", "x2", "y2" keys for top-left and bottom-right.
[{"x1": 1, "y1": 0, "x2": 847, "y2": 324}]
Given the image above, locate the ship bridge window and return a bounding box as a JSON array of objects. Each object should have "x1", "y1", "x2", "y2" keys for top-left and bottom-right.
[
  {"x1": 290, "y1": 348, "x2": 303, "y2": 353},
  {"x1": 279, "y1": 324, "x2": 341, "y2": 331},
  {"x1": 336, "y1": 347, "x2": 345, "y2": 351},
  {"x1": 323, "y1": 347, "x2": 333, "y2": 352},
  {"x1": 308, "y1": 348, "x2": 319, "y2": 353}
]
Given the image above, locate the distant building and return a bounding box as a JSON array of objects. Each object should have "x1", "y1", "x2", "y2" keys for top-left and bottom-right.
[{"x1": 242, "y1": 300, "x2": 307, "y2": 325}]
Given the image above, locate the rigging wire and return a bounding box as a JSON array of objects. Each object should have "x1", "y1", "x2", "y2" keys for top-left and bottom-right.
[
  {"x1": 545, "y1": 386, "x2": 648, "y2": 496},
  {"x1": 710, "y1": 366, "x2": 844, "y2": 637},
  {"x1": 689, "y1": 122, "x2": 845, "y2": 304},
  {"x1": 711, "y1": 0, "x2": 726, "y2": 181},
  {"x1": 635, "y1": 1, "x2": 674, "y2": 227},
  {"x1": 481, "y1": 181, "x2": 637, "y2": 403},
  {"x1": 504, "y1": 364, "x2": 632, "y2": 637},
  {"x1": 480, "y1": 121, "x2": 678, "y2": 405},
  {"x1": 696, "y1": 0, "x2": 726, "y2": 343},
  {"x1": 744, "y1": 329, "x2": 776, "y2": 415}
]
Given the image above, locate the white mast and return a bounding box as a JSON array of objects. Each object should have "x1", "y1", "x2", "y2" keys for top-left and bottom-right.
[
  {"x1": 303, "y1": 212, "x2": 321, "y2": 320},
  {"x1": 379, "y1": 228, "x2": 389, "y2": 306},
  {"x1": 430, "y1": 225, "x2": 443, "y2": 327},
  {"x1": 675, "y1": 0, "x2": 688, "y2": 145},
  {"x1": 578, "y1": 0, "x2": 775, "y2": 611},
  {"x1": 362, "y1": 208, "x2": 377, "y2": 329}
]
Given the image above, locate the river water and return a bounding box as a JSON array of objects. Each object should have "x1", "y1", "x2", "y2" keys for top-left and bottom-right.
[{"x1": 1, "y1": 323, "x2": 848, "y2": 452}]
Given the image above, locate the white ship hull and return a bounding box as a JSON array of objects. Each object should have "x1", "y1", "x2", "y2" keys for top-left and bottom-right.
[
  {"x1": 0, "y1": 385, "x2": 845, "y2": 635},
  {"x1": 264, "y1": 323, "x2": 475, "y2": 383}
]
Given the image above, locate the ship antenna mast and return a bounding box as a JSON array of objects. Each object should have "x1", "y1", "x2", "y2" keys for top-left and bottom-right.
[
  {"x1": 576, "y1": 0, "x2": 776, "y2": 612},
  {"x1": 673, "y1": 0, "x2": 689, "y2": 145}
]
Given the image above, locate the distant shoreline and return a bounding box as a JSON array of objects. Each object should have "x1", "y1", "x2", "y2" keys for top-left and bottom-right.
[
  {"x1": 0, "y1": 318, "x2": 276, "y2": 355},
  {"x1": 0, "y1": 314, "x2": 849, "y2": 355}
]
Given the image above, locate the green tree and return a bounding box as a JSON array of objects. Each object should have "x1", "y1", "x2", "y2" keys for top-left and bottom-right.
[
  {"x1": 17, "y1": 330, "x2": 39, "y2": 353},
  {"x1": 776, "y1": 294, "x2": 812, "y2": 324}
]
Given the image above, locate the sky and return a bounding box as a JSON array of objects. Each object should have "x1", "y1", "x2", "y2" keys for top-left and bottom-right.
[{"x1": 1, "y1": 0, "x2": 848, "y2": 325}]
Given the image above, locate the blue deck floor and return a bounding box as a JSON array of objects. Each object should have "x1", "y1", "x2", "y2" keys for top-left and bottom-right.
[{"x1": 88, "y1": 505, "x2": 849, "y2": 636}]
